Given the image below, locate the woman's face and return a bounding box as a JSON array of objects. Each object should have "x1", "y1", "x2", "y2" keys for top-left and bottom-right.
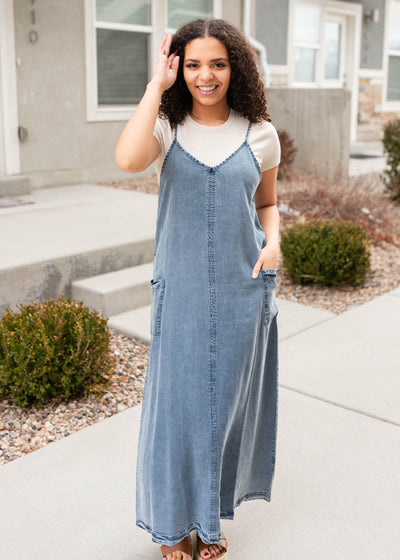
[{"x1": 183, "y1": 36, "x2": 231, "y2": 110}]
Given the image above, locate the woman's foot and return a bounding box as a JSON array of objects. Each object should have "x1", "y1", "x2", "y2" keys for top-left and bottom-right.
[
  {"x1": 160, "y1": 534, "x2": 193, "y2": 560},
  {"x1": 197, "y1": 530, "x2": 228, "y2": 559}
]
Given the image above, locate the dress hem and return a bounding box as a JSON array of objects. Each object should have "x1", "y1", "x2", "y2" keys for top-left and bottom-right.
[
  {"x1": 136, "y1": 519, "x2": 222, "y2": 546},
  {"x1": 136, "y1": 491, "x2": 272, "y2": 546},
  {"x1": 220, "y1": 490, "x2": 272, "y2": 519}
]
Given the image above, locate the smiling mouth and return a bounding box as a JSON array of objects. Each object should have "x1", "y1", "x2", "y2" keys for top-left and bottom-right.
[{"x1": 197, "y1": 85, "x2": 218, "y2": 92}]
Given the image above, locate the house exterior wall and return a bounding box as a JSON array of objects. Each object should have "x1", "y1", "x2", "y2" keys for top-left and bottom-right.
[
  {"x1": 256, "y1": 0, "x2": 400, "y2": 142},
  {"x1": 358, "y1": 73, "x2": 385, "y2": 140},
  {"x1": 255, "y1": 0, "x2": 289, "y2": 66},
  {"x1": 14, "y1": 0, "x2": 121, "y2": 187},
  {"x1": 9, "y1": 0, "x2": 398, "y2": 187},
  {"x1": 267, "y1": 88, "x2": 351, "y2": 179},
  {"x1": 256, "y1": 0, "x2": 385, "y2": 70},
  {"x1": 348, "y1": 0, "x2": 385, "y2": 70},
  {"x1": 357, "y1": 0, "x2": 400, "y2": 141},
  {"x1": 12, "y1": 0, "x2": 241, "y2": 188}
]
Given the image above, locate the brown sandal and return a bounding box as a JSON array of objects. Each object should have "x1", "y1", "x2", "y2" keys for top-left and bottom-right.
[
  {"x1": 196, "y1": 530, "x2": 228, "y2": 560},
  {"x1": 160, "y1": 534, "x2": 193, "y2": 559}
]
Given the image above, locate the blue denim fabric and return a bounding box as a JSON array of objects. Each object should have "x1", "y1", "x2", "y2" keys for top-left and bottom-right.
[{"x1": 136, "y1": 120, "x2": 279, "y2": 546}]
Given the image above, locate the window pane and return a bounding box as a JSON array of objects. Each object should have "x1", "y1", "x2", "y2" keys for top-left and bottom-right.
[
  {"x1": 388, "y1": 0, "x2": 400, "y2": 50},
  {"x1": 97, "y1": 29, "x2": 148, "y2": 105},
  {"x1": 96, "y1": 0, "x2": 151, "y2": 26},
  {"x1": 294, "y1": 47, "x2": 316, "y2": 82},
  {"x1": 387, "y1": 55, "x2": 400, "y2": 100},
  {"x1": 324, "y1": 21, "x2": 341, "y2": 79},
  {"x1": 168, "y1": 0, "x2": 213, "y2": 29},
  {"x1": 294, "y1": 3, "x2": 321, "y2": 44}
]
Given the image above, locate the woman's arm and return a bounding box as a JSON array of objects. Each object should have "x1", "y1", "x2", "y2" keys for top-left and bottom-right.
[
  {"x1": 114, "y1": 32, "x2": 179, "y2": 173},
  {"x1": 252, "y1": 165, "x2": 280, "y2": 278}
]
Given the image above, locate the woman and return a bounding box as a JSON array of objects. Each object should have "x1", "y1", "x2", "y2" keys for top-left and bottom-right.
[{"x1": 115, "y1": 18, "x2": 281, "y2": 560}]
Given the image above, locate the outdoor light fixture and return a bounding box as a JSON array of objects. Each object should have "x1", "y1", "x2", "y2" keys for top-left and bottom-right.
[
  {"x1": 364, "y1": 9, "x2": 379, "y2": 23},
  {"x1": 18, "y1": 126, "x2": 29, "y2": 142}
]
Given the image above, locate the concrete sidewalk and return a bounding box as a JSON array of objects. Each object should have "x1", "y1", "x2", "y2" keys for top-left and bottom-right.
[
  {"x1": 0, "y1": 183, "x2": 399, "y2": 560},
  {"x1": 1, "y1": 292, "x2": 399, "y2": 560},
  {"x1": 348, "y1": 140, "x2": 386, "y2": 177}
]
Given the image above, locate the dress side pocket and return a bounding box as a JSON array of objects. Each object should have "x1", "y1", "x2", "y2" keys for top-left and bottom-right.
[{"x1": 150, "y1": 278, "x2": 166, "y2": 336}]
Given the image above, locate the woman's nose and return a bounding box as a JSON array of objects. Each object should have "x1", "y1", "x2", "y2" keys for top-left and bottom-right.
[{"x1": 199, "y1": 66, "x2": 213, "y2": 81}]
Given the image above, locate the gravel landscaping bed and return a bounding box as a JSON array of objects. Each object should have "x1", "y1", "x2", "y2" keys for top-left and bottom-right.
[
  {"x1": 276, "y1": 241, "x2": 400, "y2": 314},
  {"x1": 0, "y1": 331, "x2": 148, "y2": 465},
  {"x1": 1, "y1": 168, "x2": 399, "y2": 466}
]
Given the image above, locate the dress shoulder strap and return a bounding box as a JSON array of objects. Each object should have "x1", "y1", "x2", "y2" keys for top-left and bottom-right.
[{"x1": 245, "y1": 120, "x2": 252, "y2": 141}]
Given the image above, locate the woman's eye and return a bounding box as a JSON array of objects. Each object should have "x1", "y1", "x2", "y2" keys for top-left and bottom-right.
[{"x1": 185, "y1": 63, "x2": 226, "y2": 69}]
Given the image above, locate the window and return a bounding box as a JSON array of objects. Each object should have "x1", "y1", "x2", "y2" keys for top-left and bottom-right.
[
  {"x1": 293, "y1": 2, "x2": 322, "y2": 83},
  {"x1": 291, "y1": 1, "x2": 349, "y2": 89},
  {"x1": 95, "y1": 0, "x2": 152, "y2": 106},
  {"x1": 387, "y1": 0, "x2": 400, "y2": 101},
  {"x1": 85, "y1": 0, "x2": 220, "y2": 121},
  {"x1": 168, "y1": 0, "x2": 213, "y2": 29}
]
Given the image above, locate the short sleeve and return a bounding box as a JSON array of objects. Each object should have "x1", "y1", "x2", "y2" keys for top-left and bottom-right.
[
  {"x1": 152, "y1": 116, "x2": 174, "y2": 179},
  {"x1": 259, "y1": 121, "x2": 281, "y2": 172},
  {"x1": 153, "y1": 116, "x2": 164, "y2": 145}
]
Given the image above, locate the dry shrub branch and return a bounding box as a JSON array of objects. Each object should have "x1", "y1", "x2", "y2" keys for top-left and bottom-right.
[{"x1": 278, "y1": 168, "x2": 400, "y2": 247}]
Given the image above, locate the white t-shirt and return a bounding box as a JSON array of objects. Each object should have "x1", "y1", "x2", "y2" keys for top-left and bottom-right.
[{"x1": 152, "y1": 108, "x2": 281, "y2": 183}]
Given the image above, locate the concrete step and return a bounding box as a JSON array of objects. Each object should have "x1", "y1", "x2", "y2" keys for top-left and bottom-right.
[
  {"x1": 108, "y1": 305, "x2": 151, "y2": 345},
  {"x1": 0, "y1": 238, "x2": 155, "y2": 318},
  {"x1": 71, "y1": 262, "x2": 154, "y2": 318},
  {"x1": 0, "y1": 184, "x2": 158, "y2": 318},
  {"x1": 0, "y1": 174, "x2": 31, "y2": 196}
]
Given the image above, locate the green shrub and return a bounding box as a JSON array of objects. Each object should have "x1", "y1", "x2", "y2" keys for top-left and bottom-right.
[
  {"x1": 381, "y1": 118, "x2": 400, "y2": 201},
  {"x1": 0, "y1": 294, "x2": 116, "y2": 408},
  {"x1": 281, "y1": 220, "x2": 371, "y2": 287}
]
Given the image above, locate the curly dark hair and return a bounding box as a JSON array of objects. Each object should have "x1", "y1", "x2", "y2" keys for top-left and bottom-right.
[{"x1": 159, "y1": 18, "x2": 271, "y2": 127}]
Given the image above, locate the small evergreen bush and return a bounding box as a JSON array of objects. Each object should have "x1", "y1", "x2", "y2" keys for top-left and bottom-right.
[
  {"x1": 381, "y1": 118, "x2": 400, "y2": 201},
  {"x1": 0, "y1": 294, "x2": 116, "y2": 408},
  {"x1": 281, "y1": 220, "x2": 371, "y2": 287}
]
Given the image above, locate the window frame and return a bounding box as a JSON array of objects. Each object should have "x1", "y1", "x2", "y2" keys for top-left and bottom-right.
[
  {"x1": 382, "y1": 0, "x2": 400, "y2": 110},
  {"x1": 84, "y1": 0, "x2": 221, "y2": 122}
]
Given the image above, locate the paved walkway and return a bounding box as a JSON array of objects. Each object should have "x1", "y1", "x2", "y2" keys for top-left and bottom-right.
[
  {"x1": 0, "y1": 178, "x2": 399, "y2": 560},
  {"x1": 348, "y1": 140, "x2": 386, "y2": 177}
]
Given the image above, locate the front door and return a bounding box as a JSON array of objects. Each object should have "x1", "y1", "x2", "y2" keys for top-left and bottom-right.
[{"x1": 322, "y1": 13, "x2": 347, "y2": 88}]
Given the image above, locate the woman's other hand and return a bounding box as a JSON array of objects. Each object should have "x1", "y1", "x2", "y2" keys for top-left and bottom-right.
[
  {"x1": 252, "y1": 244, "x2": 279, "y2": 278},
  {"x1": 150, "y1": 32, "x2": 180, "y2": 92}
]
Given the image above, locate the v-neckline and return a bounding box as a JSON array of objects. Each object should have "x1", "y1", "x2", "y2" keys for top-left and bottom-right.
[
  {"x1": 172, "y1": 119, "x2": 252, "y2": 171},
  {"x1": 174, "y1": 138, "x2": 249, "y2": 171}
]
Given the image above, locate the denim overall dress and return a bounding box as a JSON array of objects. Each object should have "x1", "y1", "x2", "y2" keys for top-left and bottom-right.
[{"x1": 136, "y1": 118, "x2": 279, "y2": 546}]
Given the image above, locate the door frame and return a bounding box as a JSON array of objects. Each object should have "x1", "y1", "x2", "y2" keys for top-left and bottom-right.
[
  {"x1": 288, "y1": 0, "x2": 362, "y2": 142},
  {"x1": 0, "y1": 0, "x2": 20, "y2": 175}
]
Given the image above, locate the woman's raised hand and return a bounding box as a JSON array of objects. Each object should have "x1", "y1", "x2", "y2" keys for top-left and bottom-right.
[
  {"x1": 150, "y1": 32, "x2": 180, "y2": 92},
  {"x1": 115, "y1": 33, "x2": 178, "y2": 172}
]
